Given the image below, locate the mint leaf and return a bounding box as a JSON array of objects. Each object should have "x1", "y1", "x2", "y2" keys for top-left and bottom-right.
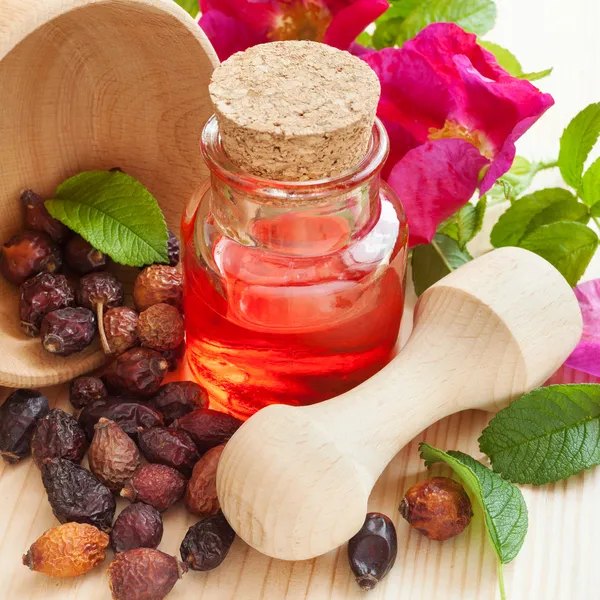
[
  {"x1": 479, "y1": 385, "x2": 600, "y2": 485},
  {"x1": 559, "y1": 102, "x2": 600, "y2": 189},
  {"x1": 519, "y1": 221, "x2": 598, "y2": 286},
  {"x1": 172, "y1": 0, "x2": 199, "y2": 17},
  {"x1": 46, "y1": 171, "x2": 169, "y2": 267},
  {"x1": 420, "y1": 444, "x2": 528, "y2": 564},
  {"x1": 581, "y1": 157, "x2": 600, "y2": 207},
  {"x1": 479, "y1": 41, "x2": 552, "y2": 82},
  {"x1": 411, "y1": 233, "x2": 472, "y2": 296},
  {"x1": 438, "y1": 197, "x2": 487, "y2": 249}
]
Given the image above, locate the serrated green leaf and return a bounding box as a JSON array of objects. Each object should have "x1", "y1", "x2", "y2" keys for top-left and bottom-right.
[
  {"x1": 581, "y1": 157, "x2": 600, "y2": 207},
  {"x1": 521, "y1": 68, "x2": 553, "y2": 82},
  {"x1": 519, "y1": 221, "x2": 598, "y2": 286},
  {"x1": 46, "y1": 171, "x2": 169, "y2": 267},
  {"x1": 559, "y1": 102, "x2": 600, "y2": 189},
  {"x1": 485, "y1": 156, "x2": 542, "y2": 204},
  {"x1": 438, "y1": 197, "x2": 487, "y2": 249},
  {"x1": 411, "y1": 233, "x2": 472, "y2": 296},
  {"x1": 420, "y1": 444, "x2": 528, "y2": 564},
  {"x1": 373, "y1": 17, "x2": 405, "y2": 49},
  {"x1": 378, "y1": 0, "x2": 423, "y2": 22},
  {"x1": 478, "y1": 41, "x2": 552, "y2": 82},
  {"x1": 479, "y1": 385, "x2": 600, "y2": 485},
  {"x1": 172, "y1": 0, "x2": 199, "y2": 17}
]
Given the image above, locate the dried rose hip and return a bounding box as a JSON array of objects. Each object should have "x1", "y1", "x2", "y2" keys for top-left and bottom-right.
[
  {"x1": 64, "y1": 235, "x2": 107, "y2": 274},
  {"x1": 42, "y1": 458, "x2": 116, "y2": 532},
  {"x1": 110, "y1": 503, "x2": 164, "y2": 553},
  {"x1": 180, "y1": 513, "x2": 235, "y2": 571},
  {"x1": 137, "y1": 304, "x2": 185, "y2": 352},
  {"x1": 134, "y1": 265, "x2": 183, "y2": 312},
  {"x1": 400, "y1": 477, "x2": 473, "y2": 542},
  {"x1": 108, "y1": 548, "x2": 186, "y2": 600},
  {"x1": 20, "y1": 272, "x2": 75, "y2": 337},
  {"x1": 21, "y1": 189, "x2": 71, "y2": 244},
  {"x1": 78, "y1": 397, "x2": 164, "y2": 441},
  {"x1": 88, "y1": 418, "x2": 140, "y2": 492},
  {"x1": 0, "y1": 389, "x2": 49, "y2": 463},
  {"x1": 23, "y1": 522, "x2": 109, "y2": 578},
  {"x1": 104, "y1": 307, "x2": 139, "y2": 355},
  {"x1": 121, "y1": 464, "x2": 186, "y2": 512},
  {"x1": 167, "y1": 230, "x2": 180, "y2": 267},
  {"x1": 184, "y1": 445, "x2": 224, "y2": 517},
  {"x1": 1, "y1": 230, "x2": 62, "y2": 286},
  {"x1": 172, "y1": 409, "x2": 242, "y2": 453},
  {"x1": 161, "y1": 343, "x2": 185, "y2": 372},
  {"x1": 40, "y1": 307, "x2": 96, "y2": 356},
  {"x1": 138, "y1": 427, "x2": 199, "y2": 476},
  {"x1": 31, "y1": 408, "x2": 88, "y2": 468},
  {"x1": 348, "y1": 512, "x2": 397, "y2": 591},
  {"x1": 104, "y1": 348, "x2": 169, "y2": 397},
  {"x1": 70, "y1": 376, "x2": 107, "y2": 410},
  {"x1": 149, "y1": 381, "x2": 208, "y2": 425}
]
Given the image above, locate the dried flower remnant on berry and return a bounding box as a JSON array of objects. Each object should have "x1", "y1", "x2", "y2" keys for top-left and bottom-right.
[
  {"x1": 64, "y1": 235, "x2": 107, "y2": 274},
  {"x1": 121, "y1": 463, "x2": 186, "y2": 512},
  {"x1": 172, "y1": 409, "x2": 242, "y2": 453},
  {"x1": 184, "y1": 445, "x2": 224, "y2": 517},
  {"x1": 103, "y1": 348, "x2": 169, "y2": 397},
  {"x1": 40, "y1": 307, "x2": 96, "y2": 356},
  {"x1": 134, "y1": 265, "x2": 183, "y2": 312},
  {"x1": 21, "y1": 189, "x2": 70, "y2": 243},
  {"x1": 138, "y1": 303, "x2": 185, "y2": 351},
  {"x1": 167, "y1": 230, "x2": 180, "y2": 267},
  {"x1": 149, "y1": 381, "x2": 208, "y2": 425},
  {"x1": 70, "y1": 376, "x2": 107, "y2": 410},
  {"x1": 180, "y1": 513, "x2": 235, "y2": 571},
  {"x1": 138, "y1": 427, "x2": 199, "y2": 476},
  {"x1": 161, "y1": 343, "x2": 185, "y2": 372},
  {"x1": 103, "y1": 307, "x2": 139, "y2": 355},
  {"x1": 111, "y1": 503, "x2": 164, "y2": 553}
]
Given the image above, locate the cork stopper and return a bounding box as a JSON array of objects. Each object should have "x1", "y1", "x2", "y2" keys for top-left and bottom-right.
[{"x1": 209, "y1": 41, "x2": 381, "y2": 181}]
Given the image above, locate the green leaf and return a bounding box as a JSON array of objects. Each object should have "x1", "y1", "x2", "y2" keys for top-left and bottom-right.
[
  {"x1": 479, "y1": 41, "x2": 552, "y2": 82},
  {"x1": 519, "y1": 221, "x2": 598, "y2": 286},
  {"x1": 592, "y1": 203, "x2": 600, "y2": 218},
  {"x1": 373, "y1": 17, "x2": 405, "y2": 49},
  {"x1": 490, "y1": 188, "x2": 583, "y2": 247},
  {"x1": 411, "y1": 233, "x2": 472, "y2": 296},
  {"x1": 559, "y1": 102, "x2": 600, "y2": 189},
  {"x1": 581, "y1": 157, "x2": 600, "y2": 207},
  {"x1": 420, "y1": 444, "x2": 528, "y2": 564},
  {"x1": 46, "y1": 171, "x2": 169, "y2": 267},
  {"x1": 172, "y1": 0, "x2": 199, "y2": 17},
  {"x1": 485, "y1": 156, "x2": 542, "y2": 204},
  {"x1": 521, "y1": 68, "x2": 553, "y2": 82},
  {"x1": 479, "y1": 385, "x2": 600, "y2": 485},
  {"x1": 356, "y1": 31, "x2": 374, "y2": 48},
  {"x1": 438, "y1": 197, "x2": 487, "y2": 249}
]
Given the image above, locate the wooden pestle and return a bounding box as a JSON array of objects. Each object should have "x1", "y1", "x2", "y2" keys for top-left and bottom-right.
[{"x1": 217, "y1": 247, "x2": 583, "y2": 561}]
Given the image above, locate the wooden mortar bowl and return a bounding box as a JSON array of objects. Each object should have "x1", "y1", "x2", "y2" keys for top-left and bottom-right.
[{"x1": 0, "y1": 0, "x2": 218, "y2": 387}]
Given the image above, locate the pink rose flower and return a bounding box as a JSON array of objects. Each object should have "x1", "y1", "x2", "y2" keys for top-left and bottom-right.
[{"x1": 199, "y1": 0, "x2": 389, "y2": 61}]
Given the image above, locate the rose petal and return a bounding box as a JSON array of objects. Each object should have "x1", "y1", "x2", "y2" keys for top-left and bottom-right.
[
  {"x1": 323, "y1": 0, "x2": 389, "y2": 50},
  {"x1": 387, "y1": 138, "x2": 489, "y2": 247}
]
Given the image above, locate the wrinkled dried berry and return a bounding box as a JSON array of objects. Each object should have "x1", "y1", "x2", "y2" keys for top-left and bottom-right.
[
  {"x1": 21, "y1": 189, "x2": 71, "y2": 244},
  {"x1": 134, "y1": 265, "x2": 183, "y2": 312},
  {"x1": 348, "y1": 513, "x2": 397, "y2": 591},
  {"x1": 104, "y1": 348, "x2": 168, "y2": 397},
  {"x1": 184, "y1": 445, "x2": 224, "y2": 517},
  {"x1": 180, "y1": 513, "x2": 235, "y2": 572},
  {"x1": 137, "y1": 304, "x2": 184, "y2": 352},
  {"x1": 70, "y1": 376, "x2": 107, "y2": 410},
  {"x1": 111, "y1": 503, "x2": 163, "y2": 553},
  {"x1": 400, "y1": 477, "x2": 473, "y2": 542},
  {"x1": 31, "y1": 408, "x2": 88, "y2": 468},
  {"x1": 1, "y1": 230, "x2": 62, "y2": 286},
  {"x1": 161, "y1": 343, "x2": 185, "y2": 372},
  {"x1": 78, "y1": 397, "x2": 164, "y2": 441},
  {"x1": 138, "y1": 427, "x2": 199, "y2": 476},
  {"x1": 149, "y1": 381, "x2": 208, "y2": 425},
  {"x1": 64, "y1": 235, "x2": 107, "y2": 274},
  {"x1": 104, "y1": 307, "x2": 139, "y2": 355},
  {"x1": 41, "y1": 458, "x2": 116, "y2": 532},
  {"x1": 172, "y1": 409, "x2": 242, "y2": 453},
  {"x1": 167, "y1": 230, "x2": 180, "y2": 267},
  {"x1": 0, "y1": 388, "x2": 49, "y2": 463},
  {"x1": 23, "y1": 522, "x2": 109, "y2": 578},
  {"x1": 19, "y1": 272, "x2": 75, "y2": 337},
  {"x1": 89, "y1": 419, "x2": 140, "y2": 492},
  {"x1": 108, "y1": 548, "x2": 186, "y2": 600},
  {"x1": 121, "y1": 464, "x2": 186, "y2": 512},
  {"x1": 40, "y1": 307, "x2": 96, "y2": 356}
]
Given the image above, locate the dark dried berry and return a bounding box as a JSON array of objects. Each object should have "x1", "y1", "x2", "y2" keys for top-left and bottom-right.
[
  {"x1": 41, "y1": 458, "x2": 116, "y2": 532},
  {"x1": 400, "y1": 477, "x2": 473, "y2": 542},
  {"x1": 64, "y1": 235, "x2": 107, "y2": 274},
  {"x1": 348, "y1": 512, "x2": 397, "y2": 591},
  {"x1": 31, "y1": 408, "x2": 88, "y2": 468},
  {"x1": 172, "y1": 409, "x2": 242, "y2": 453},
  {"x1": 88, "y1": 419, "x2": 140, "y2": 492},
  {"x1": 104, "y1": 307, "x2": 139, "y2": 355},
  {"x1": 137, "y1": 304, "x2": 184, "y2": 352},
  {"x1": 167, "y1": 230, "x2": 180, "y2": 267},
  {"x1": 110, "y1": 503, "x2": 163, "y2": 553},
  {"x1": 134, "y1": 265, "x2": 183, "y2": 312},
  {"x1": 78, "y1": 397, "x2": 164, "y2": 441},
  {"x1": 0, "y1": 389, "x2": 49, "y2": 463},
  {"x1": 1, "y1": 230, "x2": 62, "y2": 286},
  {"x1": 161, "y1": 343, "x2": 185, "y2": 372},
  {"x1": 104, "y1": 348, "x2": 168, "y2": 397},
  {"x1": 40, "y1": 307, "x2": 96, "y2": 356},
  {"x1": 180, "y1": 513, "x2": 235, "y2": 572},
  {"x1": 149, "y1": 381, "x2": 208, "y2": 425},
  {"x1": 19, "y1": 273, "x2": 75, "y2": 337},
  {"x1": 21, "y1": 190, "x2": 70, "y2": 243},
  {"x1": 121, "y1": 464, "x2": 186, "y2": 512},
  {"x1": 184, "y1": 445, "x2": 224, "y2": 517},
  {"x1": 69, "y1": 376, "x2": 107, "y2": 410},
  {"x1": 138, "y1": 427, "x2": 199, "y2": 476},
  {"x1": 108, "y1": 548, "x2": 186, "y2": 600}
]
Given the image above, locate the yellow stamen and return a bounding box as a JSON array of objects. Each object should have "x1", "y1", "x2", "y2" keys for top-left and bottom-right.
[{"x1": 429, "y1": 121, "x2": 494, "y2": 158}]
